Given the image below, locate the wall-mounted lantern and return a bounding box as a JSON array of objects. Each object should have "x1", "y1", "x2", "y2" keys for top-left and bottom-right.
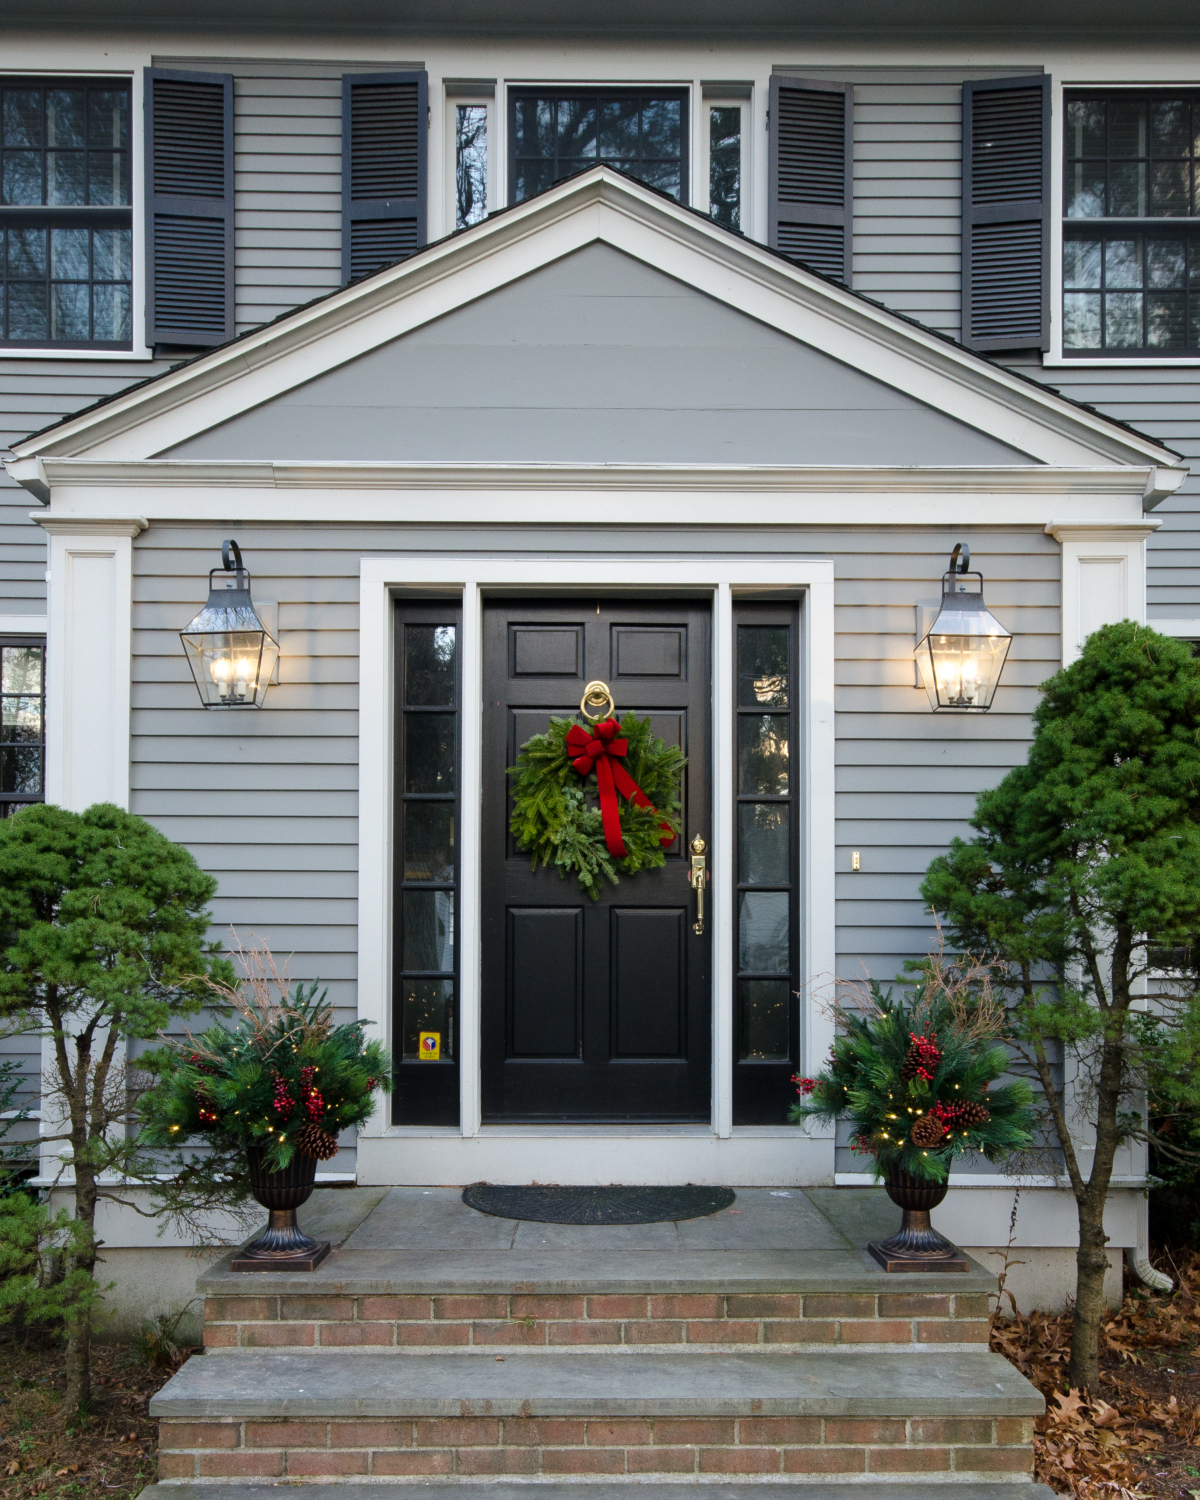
[
  {"x1": 180, "y1": 540, "x2": 279, "y2": 709},
  {"x1": 914, "y1": 544, "x2": 1012, "y2": 712}
]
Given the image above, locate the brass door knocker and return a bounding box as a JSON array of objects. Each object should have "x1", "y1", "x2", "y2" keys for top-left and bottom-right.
[{"x1": 579, "y1": 679, "x2": 616, "y2": 722}]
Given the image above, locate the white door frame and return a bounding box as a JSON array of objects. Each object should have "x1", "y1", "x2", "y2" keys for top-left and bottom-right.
[{"x1": 357, "y1": 554, "x2": 836, "y2": 1183}]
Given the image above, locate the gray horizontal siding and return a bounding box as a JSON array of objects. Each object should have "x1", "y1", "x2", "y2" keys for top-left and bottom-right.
[
  {"x1": 1003, "y1": 357, "x2": 1200, "y2": 617},
  {"x1": 130, "y1": 521, "x2": 1057, "y2": 1116},
  {"x1": 852, "y1": 82, "x2": 964, "y2": 340},
  {"x1": 0, "y1": 358, "x2": 172, "y2": 613}
]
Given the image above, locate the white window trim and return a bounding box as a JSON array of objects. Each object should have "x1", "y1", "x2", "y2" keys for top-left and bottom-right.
[
  {"x1": 443, "y1": 86, "x2": 495, "y2": 237},
  {"x1": 1047, "y1": 75, "x2": 1200, "y2": 368},
  {"x1": 699, "y1": 90, "x2": 752, "y2": 233},
  {"x1": 0, "y1": 65, "x2": 153, "y2": 362},
  {"x1": 356, "y1": 554, "x2": 836, "y2": 1147},
  {"x1": 0, "y1": 614, "x2": 48, "y2": 635}
]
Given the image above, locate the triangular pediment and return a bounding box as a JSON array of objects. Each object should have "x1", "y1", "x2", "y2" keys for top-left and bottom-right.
[{"x1": 7, "y1": 167, "x2": 1182, "y2": 471}]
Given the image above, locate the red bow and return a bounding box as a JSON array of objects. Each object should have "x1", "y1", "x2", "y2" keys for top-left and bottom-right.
[{"x1": 565, "y1": 719, "x2": 675, "y2": 858}]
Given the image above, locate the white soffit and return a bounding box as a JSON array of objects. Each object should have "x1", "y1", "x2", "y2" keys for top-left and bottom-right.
[{"x1": 5, "y1": 168, "x2": 1185, "y2": 473}]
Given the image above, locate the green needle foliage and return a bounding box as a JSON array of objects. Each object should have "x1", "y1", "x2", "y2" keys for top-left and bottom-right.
[
  {"x1": 509, "y1": 712, "x2": 685, "y2": 898},
  {"x1": 142, "y1": 969, "x2": 390, "y2": 1173},
  {"x1": 0, "y1": 802, "x2": 232, "y2": 1416},
  {"x1": 921, "y1": 622, "x2": 1200, "y2": 1392},
  {"x1": 791, "y1": 964, "x2": 1035, "y2": 1183}
]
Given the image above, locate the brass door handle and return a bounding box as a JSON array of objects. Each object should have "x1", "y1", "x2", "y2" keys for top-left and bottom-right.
[{"x1": 688, "y1": 834, "x2": 708, "y2": 935}]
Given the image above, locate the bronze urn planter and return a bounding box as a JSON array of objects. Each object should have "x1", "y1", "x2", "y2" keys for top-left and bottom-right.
[
  {"x1": 230, "y1": 1146, "x2": 331, "y2": 1272},
  {"x1": 867, "y1": 1167, "x2": 968, "y2": 1273}
]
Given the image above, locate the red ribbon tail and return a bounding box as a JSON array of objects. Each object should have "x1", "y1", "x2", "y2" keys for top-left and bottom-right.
[
  {"x1": 610, "y1": 762, "x2": 676, "y2": 846},
  {"x1": 595, "y1": 755, "x2": 627, "y2": 857}
]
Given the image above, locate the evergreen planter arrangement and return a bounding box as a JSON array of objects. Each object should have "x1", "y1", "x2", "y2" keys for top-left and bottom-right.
[
  {"x1": 144, "y1": 966, "x2": 390, "y2": 1271},
  {"x1": 792, "y1": 965, "x2": 1034, "y2": 1272}
]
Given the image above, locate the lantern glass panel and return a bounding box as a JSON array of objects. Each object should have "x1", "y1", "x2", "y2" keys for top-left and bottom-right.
[{"x1": 182, "y1": 628, "x2": 278, "y2": 709}]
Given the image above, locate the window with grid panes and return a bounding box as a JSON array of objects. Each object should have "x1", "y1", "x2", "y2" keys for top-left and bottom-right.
[
  {"x1": 0, "y1": 638, "x2": 45, "y2": 818},
  {"x1": 733, "y1": 604, "x2": 801, "y2": 1125},
  {"x1": 508, "y1": 89, "x2": 688, "y2": 205},
  {"x1": 392, "y1": 605, "x2": 461, "y2": 1126},
  {"x1": 1, "y1": 80, "x2": 132, "y2": 348},
  {"x1": 1064, "y1": 92, "x2": 1200, "y2": 354}
]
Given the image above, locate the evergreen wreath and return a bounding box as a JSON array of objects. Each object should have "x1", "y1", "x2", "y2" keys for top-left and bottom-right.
[
  {"x1": 509, "y1": 711, "x2": 685, "y2": 899},
  {"x1": 791, "y1": 970, "x2": 1035, "y2": 1184}
]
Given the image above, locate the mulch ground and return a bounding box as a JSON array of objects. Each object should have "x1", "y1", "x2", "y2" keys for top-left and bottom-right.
[
  {"x1": 0, "y1": 1339, "x2": 184, "y2": 1500},
  {"x1": 991, "y1": 1245, "x2": 1200, "y2": 1498}
]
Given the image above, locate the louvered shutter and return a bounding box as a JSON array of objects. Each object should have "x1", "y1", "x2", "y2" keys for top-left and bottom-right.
[
  {"x1": 962, "y1": 76, "x2": 1050, "y2": 352},
  {"x1": 144, "y1": 68, "x2": 234, "y2": 348},
  {"x1": 342, "y1": 71, "x2": 428, "y2": 284},
  {"x1": 768, "y1": 76, "x2": 853, "y2": 286}
]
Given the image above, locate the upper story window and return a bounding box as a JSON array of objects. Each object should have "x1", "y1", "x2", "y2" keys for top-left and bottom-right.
[
  {"x1": 1, "y1": 80, "x2": 132, "y2": 349},
  {"x1": 708, "y1": 104, "x2": 742, "y2": 231},
  {"x1": 1063, "y1": 91, "x2": 1200, "y2": 356},
  {"x1": 508, "y1": 89, "x2": 688, "y2": 206}
]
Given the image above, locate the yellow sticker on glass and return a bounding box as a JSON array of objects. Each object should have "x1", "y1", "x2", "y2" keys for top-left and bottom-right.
[{"x1": 418, "y1": 1032, "x2": 441, "y2": 1061}]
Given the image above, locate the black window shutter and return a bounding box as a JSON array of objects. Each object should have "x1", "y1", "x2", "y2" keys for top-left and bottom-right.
[
  {"x1": 768, "y1": 76, "x2": 853, "y2": 286},
  {"x1": 961, "y1": 75, "x2": 1050, "y2": 352},
  {"x1": 144, "y1": 67, "x2": 234, "y2": 349},
  {"x1": 342, "y1": 71, "x2": 428, "y2": 284}
]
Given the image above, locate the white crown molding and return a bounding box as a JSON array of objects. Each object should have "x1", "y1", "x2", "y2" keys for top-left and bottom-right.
[
  {"x1": 5, "y1": 169, "x2": 1182, "y2": 472},
  {"x1": 27, "y1": 458, "x2": 1179, "y2": 495},
  {"x1": 0, "y1": 615, "x2": 48, "y2": 635},
  {"x1": 34, "y1": 515, "x2": 148, "y2": 537}
]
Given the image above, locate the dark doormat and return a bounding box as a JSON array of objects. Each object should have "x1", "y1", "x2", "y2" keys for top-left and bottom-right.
[{"x1": 462, "y1": 1183, "x2": 736, "y2": 1225}]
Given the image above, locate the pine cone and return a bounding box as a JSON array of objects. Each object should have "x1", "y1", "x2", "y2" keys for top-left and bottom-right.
[
  {"x1": 910, "y1": 1113, "x2": 946, "y2": 1147},
  {"x1": 899, "y1": 1044, "x2": 922, "y2": 1081},
  {"x1": 956, "y1": 1101, "x2": 991, "y2": 1127},
  {"x1": 295, "y1": 1121, "x2": 339, "y2": 1161}
]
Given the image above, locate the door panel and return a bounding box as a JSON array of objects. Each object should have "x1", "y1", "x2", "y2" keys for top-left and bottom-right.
[{"x1": 482, "y1": 597, "x2": 712, "y2": 1123}]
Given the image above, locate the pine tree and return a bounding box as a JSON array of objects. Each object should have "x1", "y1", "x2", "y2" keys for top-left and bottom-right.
[
  {"x1": 0, "y1": 803, "x2": 232, "y2": 1417},
  {"x1": 922, "y1": 622, "x2": 1200, "y2": 1391}
]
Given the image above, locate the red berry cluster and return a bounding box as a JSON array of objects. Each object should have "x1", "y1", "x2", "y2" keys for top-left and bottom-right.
[
  {"x1": 272, "y1": 1074, "x2": 295, "y2": 1118},
  {"x1": 792, "y1": 1074, "x2": 818, "y2": 1096},
  {"x1": 300, "y1": 1065, "x2": 326, "y2": 1122},
  {"x1": 905, "y1": 1031, "x2": 942, "y2": 1082},
  {"x1": 197, "y1": 1095, "x2": 219, "y2": 1125}
]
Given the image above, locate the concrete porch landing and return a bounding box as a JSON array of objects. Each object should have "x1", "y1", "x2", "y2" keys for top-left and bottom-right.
[{"x1": 198, "y1": 1184, "x2": 997, "y2": 1300}]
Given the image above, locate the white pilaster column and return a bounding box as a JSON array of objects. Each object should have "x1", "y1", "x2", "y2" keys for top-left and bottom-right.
[
  {"x1": 37, "y1": 516, "x2": 146, "y2": 812},
  {"x1": 1047, "y1": 520, "x2": 1160, "y2": 666}
]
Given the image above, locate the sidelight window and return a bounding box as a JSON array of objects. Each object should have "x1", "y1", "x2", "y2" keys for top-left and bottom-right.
[
  {"x1": 0, "y1": 80, "x2": 132, "y2": 347},
  {"x1": 733, "y1": 604, "x2": 800, "y2": 1125},
  {"x1": 708, "y1": 104, "x2": 742, "y2": 230},
  {"x1": 393, "y1": 604, "x2": 461, "y2": 1126},
  {"x1": 1063, "y1": 91, "x2": 1200, "y2": 354},
  {"x1": 508, "y1": 88, "x2": 688, "y2": 205},
  {"x1": 455, "y1": 103, "x2": 488, "y2": 228}
]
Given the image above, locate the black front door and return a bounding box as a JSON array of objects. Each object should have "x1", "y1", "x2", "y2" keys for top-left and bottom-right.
[{"x1": 481, "y1": 598, "x2": 712, "y2": 1123}]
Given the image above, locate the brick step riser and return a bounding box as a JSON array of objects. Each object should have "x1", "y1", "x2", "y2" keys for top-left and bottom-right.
[
  {"x1": 203, "y1": 1292, "x2": 990, "y2": 1352},
  {"x1": 159, "y1": 1415, "x2": 1035, "y2": 1483}
]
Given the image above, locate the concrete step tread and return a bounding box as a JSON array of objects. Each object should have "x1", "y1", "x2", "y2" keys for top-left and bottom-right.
[
  {"x1": 197, "y1": 1248, "x2": 993, "y2": 1297},
  {"x1": 151, "y1": 1349, "x2": 1043, "y2": 1420},
  {"x1": 144, "y1": 1484, "x2": 1056, "y2": 1499}
]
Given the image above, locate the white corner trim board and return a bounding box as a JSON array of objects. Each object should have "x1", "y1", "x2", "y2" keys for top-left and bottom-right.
[
  {"x1": 356, "y1": 555, "x2": 836, "y2": 1181},
  {"x1": 5, "y1": 171, "x2": 1181, "y2": 471}
]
